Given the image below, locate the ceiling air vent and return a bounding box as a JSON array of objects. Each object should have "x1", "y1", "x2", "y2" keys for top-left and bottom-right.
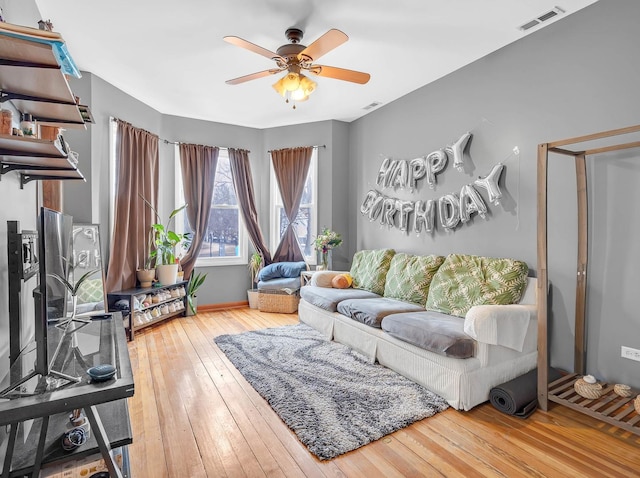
[
  {"x1": 519, "y1": 6, "x2": 565, "y2": 31},
  {"x1": 363, "y1": 101, "x2": 382, "y2": 111}
]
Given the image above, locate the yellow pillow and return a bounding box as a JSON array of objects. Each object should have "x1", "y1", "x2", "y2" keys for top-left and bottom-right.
[{"x1": 331, "y1": 273, "x2": 353, "y2": 289}]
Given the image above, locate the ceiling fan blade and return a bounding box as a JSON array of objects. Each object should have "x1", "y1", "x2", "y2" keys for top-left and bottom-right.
[
  {"x1": 311, "y1": 65, "x2": 370, "y2": 84},
  {"x1": 226, "y1": 69, "x2": 281, "y2": 85},
  {"x1": 299, "y1": 29, "x2": 348, "y2": 61},
  {"x1": 223, "y1": 36, "x2": 283, "y2": 61}
]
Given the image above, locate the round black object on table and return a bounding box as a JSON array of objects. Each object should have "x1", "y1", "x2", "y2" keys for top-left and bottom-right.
[{"x1": 87, "y1": 364, "x2": 117, "y2": 382}]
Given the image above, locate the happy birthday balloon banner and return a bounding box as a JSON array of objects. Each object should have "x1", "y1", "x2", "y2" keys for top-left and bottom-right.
[{"x1": 360, "y1": 132, "x2": 505, "y2": 234}]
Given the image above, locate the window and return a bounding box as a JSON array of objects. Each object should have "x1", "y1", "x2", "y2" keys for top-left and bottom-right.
[
  {"x1": 270, "y1": 149, "x2": 318, "y2": 263},
  {"x1": 175, "y1": 146, "x2": 247, "y2": 266}
]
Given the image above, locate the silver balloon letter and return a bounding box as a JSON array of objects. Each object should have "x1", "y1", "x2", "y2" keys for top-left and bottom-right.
[
  {"x1": 459, "y1": 184, "x2": 488, "y2": 222},
  {"x1": 414, "y1": 199, "x2": 436, "y2": 234},
  {"x1": 474, "y1": 163, "x2": 504, "y2": 206},
  {"x1": 391, "y1": 160, "x2": 409, "y2": 189},
  {"x1": 381, "y1": 197, "x2": 397, "y2": 227},
  {"x1": 445, "y1": 132, "x2": 471, "y2": 172},
  {"x1": 438, "y1": 194, "x2": 461, "y2": 231},
  {"x1": 383, "y1": 160, "x2": 400, "y2": 188},
  {"x1": 425, "y1": 149, "x2": 448, "y2": 189},
  {"x1": 376, "y1": 158, "x2": 391, "y2": 187},
  {"x1": 396, "y1": 200, "x2": 415, "y2": 232},
  {"x1": 408, "y1": 157, "x2": 426, "y2": 190},
  {"x1": 368, "y1": 193, "x2": 385, "y2": 222},
  {"x1": 360, "y1": 190, "x2": 379, "y2": 215}
]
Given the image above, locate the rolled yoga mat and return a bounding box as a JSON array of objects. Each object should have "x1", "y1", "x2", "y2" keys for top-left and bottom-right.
[{"x1": 489, "y1": 368, "x2": 561, "y2": 418}]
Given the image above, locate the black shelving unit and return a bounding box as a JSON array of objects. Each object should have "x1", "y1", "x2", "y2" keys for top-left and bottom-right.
[{"x1": 107, "y1": 280, "x2": 188, "y2": 340}]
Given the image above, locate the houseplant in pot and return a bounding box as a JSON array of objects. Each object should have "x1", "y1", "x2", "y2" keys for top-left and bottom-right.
[
  {"x1": 247, "y1": 251, "x2": 263, "y2": 309},
  {"x1": 141, "y1": 196, "x2": 191, "y2": 286},
  {"x1": 186, "y1": 271, "x2": 207, "y2": 316},
  {"x1": 136, "y1": 232, "x2": 156, "y2": 288}
]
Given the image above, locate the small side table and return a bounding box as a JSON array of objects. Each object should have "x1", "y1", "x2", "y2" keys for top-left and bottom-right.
[{"x1": 300, "y1": 270, "x2": 315, "y2": 288}]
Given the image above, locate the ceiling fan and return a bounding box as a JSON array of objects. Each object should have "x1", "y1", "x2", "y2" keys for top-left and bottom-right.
[{"x1": 224, "y1": 28, "x2": 370, "y2": 106}]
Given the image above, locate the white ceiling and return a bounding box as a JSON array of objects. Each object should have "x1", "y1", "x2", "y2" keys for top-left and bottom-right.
[{"x1": 35, "y1": 0, "x2": 597, "y2": 129}]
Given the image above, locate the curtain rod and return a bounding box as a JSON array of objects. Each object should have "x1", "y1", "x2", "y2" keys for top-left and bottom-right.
[
  {"x1": 162, "y1": 139, "x2": 250, "y2": 153},
  {"x1": 267, "y1": 145, "x2": 326, "y2": 153},
  {"x1": 109, "y1": 117, "x2": 249, "y2": 152}
]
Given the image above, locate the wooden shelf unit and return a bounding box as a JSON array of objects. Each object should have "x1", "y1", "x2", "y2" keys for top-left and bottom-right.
[
  {"x1": 547, "y1": 373, "x2": 640, "y2": 436},
  {"x1": 0, "y1": 23, "x2": 92, "y2": 186},
  {"x1": 0, "y1": 33, "x2": 86, "y2": 128},
  {"x1": 537, "y1": 124, "x2": 640, "y2": 436},
  {"x1": 107, "y1": 281, "x2": 188, "y2": 340}
]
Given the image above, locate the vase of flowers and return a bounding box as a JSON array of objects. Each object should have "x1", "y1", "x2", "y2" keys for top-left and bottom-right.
[{"x1": 313, "y1": 227, "x2": 342, "y2": 271}]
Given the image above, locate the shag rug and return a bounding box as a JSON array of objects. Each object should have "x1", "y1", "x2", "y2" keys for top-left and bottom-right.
[{"x1": 214, "y1": 323, "x2": 449, "y2": 460}]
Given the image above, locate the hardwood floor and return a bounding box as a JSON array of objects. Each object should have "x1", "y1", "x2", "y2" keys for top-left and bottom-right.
[{"x1": 127, "y1": 308, "x2": 640, "y2": 477}]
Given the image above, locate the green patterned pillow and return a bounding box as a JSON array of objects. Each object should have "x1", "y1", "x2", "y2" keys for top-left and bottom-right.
[
  {"x1": 350, "y1": 249, "x2": 396, "y2": 295},
  {"x1": 77, "y1": 278, "x2": 104, "y2": 304},
  {"x1": 425, "y1": 254, "x2": 528, "y2": 317},
  {"x1": 383, "y1": 253, "x2": 445, "y2": 306}
]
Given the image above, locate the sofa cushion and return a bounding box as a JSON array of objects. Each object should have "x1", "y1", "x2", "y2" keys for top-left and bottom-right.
[
  {"x1": 383, "y1": 253, "x2": 445, "y2": 306},
  {"x1": 257, "y1": 261, "x2": 307, "y2": 281},
  {"x1": 310, "y1": 270, "x2": 343, "y2": 288},
  {"x1": 300, "y1": 286, "x2": 380, "y2": 312},
  {"x1": 257, "y1": 277, "x2": 301, "y2": 292},
  {"x1": 337, "y1": 297, "x2": 425, "y2": 328},
  {"x1": 425, "y1": 254, "x2": 529, "y2": 317},
  {"x1": 381, "y1": 311, "x2": 475, "y2": 359},
  {"x1": 331, "y1": 273, "x2": 353, "y2": 289},
  {"x1": 349, "y1": 249, "x2": 395, "y2": 295}
]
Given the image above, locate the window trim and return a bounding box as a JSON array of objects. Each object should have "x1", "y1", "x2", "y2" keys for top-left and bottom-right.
[
  {"x1": 174, "y1": 145, "x2": 248, "y2": 267},
  {"x1": 269, "y1": 149, "x2": 318, "y2": 264}
]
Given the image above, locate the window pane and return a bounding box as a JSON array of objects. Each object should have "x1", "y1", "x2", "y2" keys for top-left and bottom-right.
[
  {"x1": 300, "y1": 171, "x2": 313, "y2": 205},
  {"x1": 213, "y1": 156, "x2": 237, "y2": 206},
  {"x1": 195, "y1": 208, "x2": 239, "y2": 258},
  {"x1": 277, "y1": 206, "x2": 313, "y2": 257},
  {"x1": 180, "y1": 155, "x2": 241, "y2": 260}
]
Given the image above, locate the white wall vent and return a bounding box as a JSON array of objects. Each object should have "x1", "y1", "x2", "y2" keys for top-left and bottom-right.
[
  {"x1": 519, "y1": 6, "x2": 565, "y2": 31},
  {"x1": 363, "y1": 101, "x2": 382, "y2": 111}
]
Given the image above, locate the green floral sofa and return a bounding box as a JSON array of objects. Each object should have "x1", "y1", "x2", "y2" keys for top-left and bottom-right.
[{"x1": 298, "y1": 249, "x2": 537, "y2": 410}]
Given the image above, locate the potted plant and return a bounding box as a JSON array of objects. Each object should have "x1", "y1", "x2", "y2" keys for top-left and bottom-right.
[
  {"x1": 136, "y1": 231, "x2": 156, "y2": 288},
  {"x1": 186, "y1": 271, "x2": 207, "y2": 316},
  {"x1": 247, "y1": 251, "x2": 263, "y2": 309},
  {"x1": 140, "y1": 196, "x2": 191, "y2": 286}
]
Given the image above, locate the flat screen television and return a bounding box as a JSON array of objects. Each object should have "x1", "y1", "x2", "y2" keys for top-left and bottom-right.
[{"x1": 1, "y1": 207, "x2": 74, "y2": 397}]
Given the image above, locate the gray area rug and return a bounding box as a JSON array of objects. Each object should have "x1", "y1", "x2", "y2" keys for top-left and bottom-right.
[{"x1": 214, "y1": 323, "x2": 449, "y2": 460}]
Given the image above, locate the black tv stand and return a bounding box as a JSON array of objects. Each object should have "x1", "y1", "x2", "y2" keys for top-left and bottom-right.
[{"x1": 0, "y1": 313, "x2": 134, "y2": 477}]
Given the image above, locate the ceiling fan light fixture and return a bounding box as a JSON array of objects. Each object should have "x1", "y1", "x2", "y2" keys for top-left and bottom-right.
[
  {"x1": 282, "y1": 72, "x2": 301, "y2": 91},
  {"x1": 273, "y1": 72, "x2": 317, "y2": 105},
  {"x1": 272, "y1": 76, "x2": 287, "y2": 97}
]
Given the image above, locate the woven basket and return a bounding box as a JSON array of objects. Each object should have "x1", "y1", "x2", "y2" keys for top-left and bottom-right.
[
  {"x1": 614, "y1": 383, "x2": 633, "y2": 398},
  {"x1": 574, "y1": 378, "x2": 603, "y2": 399},
  {"x1": 258, "y1": 289, "x2": 300, "y2": 313},
  {"x1": 634, "y1": 395, "x2": 640, "y2": 415}
]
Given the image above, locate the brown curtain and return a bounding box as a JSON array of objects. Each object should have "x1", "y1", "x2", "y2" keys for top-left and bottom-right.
[
  {"x1": 270, "y1": 146, "x2": 313, "y2": 262},
  {"x1": 179, "y1": 143, "x2": 219, "y2": 278},
  {"x1": 106, "y1": 120, "x2": 159, "y2": 292},
  {"x1": 228, "y1": 148, "x2": 273, "y2": 265}
]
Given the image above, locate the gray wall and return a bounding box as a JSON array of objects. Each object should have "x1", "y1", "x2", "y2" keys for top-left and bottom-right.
[{"x1": 349, "y1": 0, "x2": 640, "y2": 387}]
